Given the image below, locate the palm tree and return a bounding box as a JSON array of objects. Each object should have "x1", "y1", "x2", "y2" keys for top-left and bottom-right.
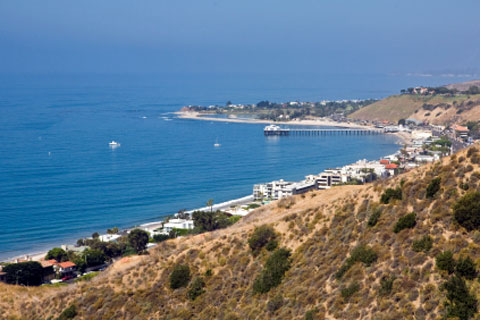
[{"x1": 206, "y1": 199, "x2": 214, "y2": 212}]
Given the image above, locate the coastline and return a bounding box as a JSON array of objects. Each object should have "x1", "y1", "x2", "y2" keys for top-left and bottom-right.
[
  {"x1": 1, "y1": 195, "x2": 254, "y2": 263},
  {"x1": 2, "y1": 115, "x2": 411, "y2": 264},
  {"x1": 175, "y1": 111, "x2": 375, "y2": 129}
]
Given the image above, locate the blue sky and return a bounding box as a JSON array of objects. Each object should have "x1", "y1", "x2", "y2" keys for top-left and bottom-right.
[{"x1": 0, "y1": 0, "x2": 479, "y2": 75}]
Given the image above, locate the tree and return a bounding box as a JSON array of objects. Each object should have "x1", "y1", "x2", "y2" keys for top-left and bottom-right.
[
  {"x1": 107, "y1": 227, "x2": 118, "y2": 234},
  {"x1": 397, "y1": 118, "x2": 406, "y2": 125},
  {"x1": 4, "y1": 261, "x2": 43, "y2": 286},
  {"x1": 92, "y1": 232, "x2": 100, "y2": 239},
  {"x1": 442, "y1": 275, "x2": 477, "y2": 320},
  {"x1": 127, "y1": 229, "x2": 149, "y2": 253},
  {"x1": 436, "y1": 251, "x2": 456, "y2": 274},
  {"x1": 57, "y1": 304, "x2": 77, "y2": 320},
  {"x1": 206, "y1": 199, "x2": 214, "y2": 212},
  {"x1": 83, "y1": 249, "x2": 106, "y2": 267},
  {"x1": 169, "y1": 264, "x2": 191, "y2": 289},
  {"x1": 454, "y1": 191, "x2": 480, "y2": 231},
  {"x1": 192, "y1": 210, "x2": 232, "y2": 233},
  {"x1": 46, "y1": 248, "x2": 68, "y2": 262},
  {"x1": 456, "y1": 256, "x2": 477, "y2": 280}
]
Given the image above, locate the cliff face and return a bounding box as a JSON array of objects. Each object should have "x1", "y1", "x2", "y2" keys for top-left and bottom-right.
[{"x1": 3, "y1": 147, "x2": 480, "y2": 320}]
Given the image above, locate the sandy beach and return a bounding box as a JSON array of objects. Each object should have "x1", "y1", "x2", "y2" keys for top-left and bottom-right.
[{"x1": 175, "y1": 111, "x2": 377, "y2": 129}]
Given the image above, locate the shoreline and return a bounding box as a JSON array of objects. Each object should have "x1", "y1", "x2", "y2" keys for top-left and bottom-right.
[
  {"x1": 1, "y1": 195, "x2": 255, "y2": 263},
  {"x1": 2, "y1": 116, "x2": 411, "y2": 264},
  {"x1": 175, "y1": 111, "x2": 376, "y2": 129}
]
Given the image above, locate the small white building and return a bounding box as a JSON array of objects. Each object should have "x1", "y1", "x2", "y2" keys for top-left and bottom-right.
[
  {"x1": 99, "y1": 234, "x2": 121, "y2": 242},
  {"x1": 253, "y1": 179, "x2": 316, "y2": 201},
  {"x1": 163, "y1": 219, "x2": 194, "y2": 232}
]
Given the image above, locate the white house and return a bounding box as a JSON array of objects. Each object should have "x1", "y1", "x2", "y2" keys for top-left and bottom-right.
[{"x1": 163, "y1": 219, "x2": 194, "y2": 232}]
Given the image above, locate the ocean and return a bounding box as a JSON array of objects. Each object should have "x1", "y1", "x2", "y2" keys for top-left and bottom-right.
[{"x1": 0, "y1": 72, "x2": 475, "y2": 260}]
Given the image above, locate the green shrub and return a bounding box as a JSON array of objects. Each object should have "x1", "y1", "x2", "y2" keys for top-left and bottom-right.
[
  {"x1": 56, "y1": 304, "x2": 77, "y2": 320},
  {"x1": 335, "y1": 245, "x2": 377, "y2": 279},
  {"x1": 442, "y1": 275, "x2": 478, "y2": 320},
  {"x1": 253, "y1": 248, "x2": 291, "y2": 293},
  {"x1": 128, "y1": 229, "x2": 150, "y2": 253},
  {"x1": 267, "y1": 294, "x2": 284, "y2": 312},
  {"x1": 456, "y1": 256, "x2": 477, "y2": 280},
  {"x1": 367, "y1": 208, "x2": 382, "y2": 227},
  {"x1": 169, "y1": 264, "x2": 191, "y2": 289},
  {"x1": 46, "y1": 248, "x2": 68, "y2": 262},
  {"x1": 380, "y1": 187, "x2": 402, "y2": 204},
  {"x1": 341, "y1": 282, "x2": 360, "y2": 300},
  {"x1": 412, "y1": 235, "x2": 433, "y2": 253},
  {"x1": 3, "y1": 261, "x2": 43, "y2": 286},
  {"x1": 248, "y1": 225, "x2": 277, "y2": 253},
  {"x1": 426, "y1": 177, "x2": 441, "y2": 198},
  {"x1": 187, "y1": 277, "x2": 206, "y2": 300},
  {"x1": 393, "y1": 213, "x2": 416, "y2": 233},
  {"x1": 436, "y1": 251, "x2": 456, "y2": 274},
  {"x1": 153, "y1": 234, "x2": 171, "y2": 243},
  {"x1": 304, "y1": 309, "x2": 318, "y2": 320},
  {"x1": 379, "y1": 275, "x2": 395, "y2": 296},
  {"x1": 453, "y1": 191, "x2": 480, "y2": 231},
  {"x1": 265, "y1": 239, "x2": 278, "y2": 251}
]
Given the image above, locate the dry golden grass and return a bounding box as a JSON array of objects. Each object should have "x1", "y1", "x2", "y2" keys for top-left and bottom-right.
[{"x1": 2, "y1": 146, "x2": 480, "y2": 319}]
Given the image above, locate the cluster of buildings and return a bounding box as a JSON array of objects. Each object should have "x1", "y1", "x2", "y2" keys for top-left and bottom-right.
[{"x1": 253, "y1": 127, "x2": 459, "y2": 201}]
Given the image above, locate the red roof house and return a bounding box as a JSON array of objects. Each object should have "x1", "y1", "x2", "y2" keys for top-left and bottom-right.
[
  {"x1": 385, "y1": 164, "x2": 398, "y2": 169},
  {"x1": 379, "y1": 159, "x2": 390, "y2": 165}
]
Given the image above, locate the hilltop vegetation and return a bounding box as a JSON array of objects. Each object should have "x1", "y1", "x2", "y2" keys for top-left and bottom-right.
[
  {"x1": 4, "y1": 147, "x2": 480, "y2": 319},
  {"x1": 349, "y1": 92, "x2": 480, "y2": 125}
]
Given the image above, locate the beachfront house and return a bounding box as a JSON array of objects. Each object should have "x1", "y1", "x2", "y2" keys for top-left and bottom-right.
[
  {"x1": 253, "y1": 178, "x2": 316, "y2": 201},
  {"x1": 99, "y1": 234, "x2": 121, "y2": 242},
  {"x1": 54, "y1": 261, "x2": 76, "y2": 277},
  {"x1": 163, "y1": 219, "x2": 194, "y2": 233},
  {"x1": 40, "y1": 260, "x2": 56, "y2": 282}
]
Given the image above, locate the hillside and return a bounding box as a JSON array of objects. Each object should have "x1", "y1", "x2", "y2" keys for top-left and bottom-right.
[
  {"x1": 349, "y1": 86, "x2": 480, "y2": 125},
  {"x1": 3, "y1": 147, "x2": 480, "y2": 319}
]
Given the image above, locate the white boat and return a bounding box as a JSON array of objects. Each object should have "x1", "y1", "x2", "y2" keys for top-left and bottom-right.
[
  {"x1": 109, "y1": 141, "x2": 120, "y2": 147},
  {"x1": 214, "y1": 138, "x2": 221, "y2": 147}
]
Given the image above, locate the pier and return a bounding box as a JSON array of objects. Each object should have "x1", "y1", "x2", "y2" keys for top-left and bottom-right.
[{"x1": 264, "y1": 125, "x2": 382, "y2": 136}]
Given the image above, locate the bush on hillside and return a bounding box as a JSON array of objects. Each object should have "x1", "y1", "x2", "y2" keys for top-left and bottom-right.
[
  {"x1": 253, "y1": 248, "x2": 291, "y2": 293},
  {"x1": 393, "y1": 213, "x2": 416, "y2": 233},
  {"x1": 456, "y1": 256, "x2": 477, "y2": 280},
  {"x1": 341, "y1": 282, "x2": 360, "y2": 300},
  {"x1": 442, "y1": 275, "x2": 478, "y2": 320},
  {"x1": 267, "y1": 294, "x2": 284, "y2": 312},
  {"x1": 367, "y1": 208, "x2": 382, "y2": 227},
  {"x1": 426, "y1": 177, "x2": 441, "y2": 198},
  {"x1": 380, "y1": 187, "x2": 402, "y2": 204},
  {"x1": 169, "y1": 264, "x2": 191, "y2": 289},
  {"x1": 412, "y1": 235, "x2": 433, "y2": 253},
  {"x1": 379, "y1": 275, "x2": 395, "y2": 296},
  {"x1": 248, "y1": 225, "x2": 277, "y2": 254},
  {"x1": 335, "y1": 245, "x2": 377, "y2": 279},
  {"x1": 56, "y1": 305, "x2": 77, "y2": 320},
  {"x1": 187, "y1": 277, "x2": 206, "y2": 300},
  {"x1": 436, "y1": 251, "x2": 456, "y2": 274},
  {"x1": 453, "y1": 191, "x2": 480, "y2": 231}
]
